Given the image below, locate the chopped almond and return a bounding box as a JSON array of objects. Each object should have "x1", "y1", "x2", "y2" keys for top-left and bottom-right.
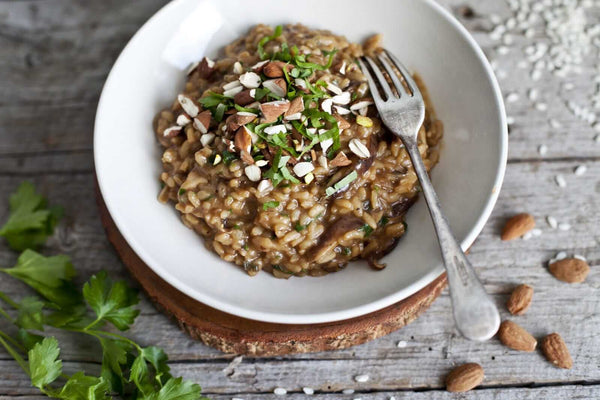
[
  {"x1": 260, "y1": 100, "x2": 291, "y2": 123},
  {"x1": 263, "y1": 78, "x2": 287, "y2": 98},
  {"x1": 334, "y1": 114, "x2": 351, "y2": 129},
  {"x1": 234, "y1": 90, "x2": 255, "y2": 105},
  {"x1": 330, "y1": 151, "x2": 352, "y2": 167},
  {"x1": 197, "y1": 57, "x2": 216, "y2": 79},
  {"x1": 193, "y1": 110, "x2": 212, "y2": 134},
  {"x1": 285, "y1": 97, "x2": 305, "y2": 117},
  {"x1": 227, "y1": 112, "x2": 257, "y2": 132},
  {"x1": 263, "y1": 61, "x2": 293, "y2": 78},
  {"x1": 240, "y1": 150, "x2": 255, "y2": 165},
  {"x1": 234, "y1": 126, "x2": 253, "y2": 153}
]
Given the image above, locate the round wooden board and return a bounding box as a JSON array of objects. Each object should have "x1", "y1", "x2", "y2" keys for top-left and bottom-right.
[{"x1": 96, "y1": 187, "x2": 447, "y2": 356}]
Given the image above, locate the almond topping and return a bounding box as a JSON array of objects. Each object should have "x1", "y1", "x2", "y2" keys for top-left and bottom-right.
[
  {"x1": 197, "y1": 57, "x2": 215, "y2": 78},
  {"x1": 329, "y1": 151, "x2": 352, "y2": 167},
  {"x1": 193, "y1": 110, "x2": 211, "y2": 134},
  {"x1": 177, "y1": 94, "x2": 199, "y2": 117},
  {"x1": 263, "y1": 78, "x2": 287, "y2": 98},
  {"x1": 163, "y1": 125, "x2": 182, "y2": 138},
  {"x1": 349, "y1": 139, "x2": 370, "y2": 158},
  {"x1": 251, "y1": 60, "x2": 269, "y2": 72},
  {"x1": 223, "y1": 80, "x2": 243, "y2": 90},
  {"x1": 223, "y1": 85, "x2": 244, "y2": 98},
  {"x1": 350, "y1": 100, "x2": 374, "y2": 112},
  {"x1": 285, "y1": 97, "x2": 305, "y2": 117},
  {"x1": 176, "y1": 113, "x2": 191, "y2": 126},
  {"x1": 263, "y1": 124, "x2": 287, "y2": 135},
  {"x1": 332, "y1": 92, "x2": 351, "y2": 105},
  {"x1": 234, "y1": 90, "x2": 255, "y2": 106},
  {"x1": 226, "y1": 112, "x2": 257, "y2": 132},
  {"x1": 263, "y1": 61, "x2": 293, "y2": 78},
  {"x1": 260, "y1": 100, "x2": 290, "y2": 123},
  {"x1": 240, "y1": 150, "x2": 255, "y2": 165},
  {"x1": 239, "y1": 71, "x2": 262, "y2": 89},
  {"x1": 293, "y1": 162, "x2": 315, "y2": 177},
  {"x1": 284, "y1": 112, "x2": 302, "y2": 121},
  {"x1": 334, "y1": 106, "x2": 351, "y2": 115},
  {"x1": 321, "y1": 98, "x2": 333, "y2": 114},
  {"x1": 234, "y1": 126, "x2": 253, "y2": 153},
  {"x1": 334, "y1": 114, "x2": 351, "y2": 129},
  {"x1": 327, "y1": 82, "x2": 343, "y2": 95},
  {"x1": 200, "y1": 133, "x2": 215, "y2": 147}
]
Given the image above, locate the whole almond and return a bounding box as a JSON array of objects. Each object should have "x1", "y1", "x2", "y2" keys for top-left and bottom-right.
[
  {"x1": 507, "y1": 284, "x2": 534, "y2": 315},
  {"x1": 540, "y1": 333, "x2": 573, "y2": 369},
  {"x1": 445, "y1": 363, "x2": 484, "y2": 393},
  {"x1": 498, "y1": 320, "x2": 537, "y2": 352},
  {"x1": 501, "y1": 213, "x2": 535, "y2": 241},
  {"x1": 549, "y1": 258, "x2": 590, "y2": 283}
]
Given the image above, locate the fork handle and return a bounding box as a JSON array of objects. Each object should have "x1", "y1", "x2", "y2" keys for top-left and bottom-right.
[{"x1": 403, "y1": 138, "x2": 500, "y2": 341}]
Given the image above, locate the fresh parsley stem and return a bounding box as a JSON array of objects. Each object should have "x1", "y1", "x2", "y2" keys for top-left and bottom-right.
[
  {"x1": 0, "y1": 329, "x2": 26, "y2": 353},
  {"x1": 0, "y1": 331, "x2": 29, "y2": 375},
  {"x1": 0, "y1": 290, "x2": 19, "y2": 309},
  {"x1": 67, "y1": 326, "x2": 142, "y2": 352},
  {"x1": 0, "y1": 304, "x2": 15, "y2": 325},
  {"x1": 82, "y1": 316, "x2": 102, "y2": 332}
]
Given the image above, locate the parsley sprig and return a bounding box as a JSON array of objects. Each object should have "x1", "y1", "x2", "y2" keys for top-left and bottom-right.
[{"x1": 0, "y1": 183, "x2": 207, "y2": 400}]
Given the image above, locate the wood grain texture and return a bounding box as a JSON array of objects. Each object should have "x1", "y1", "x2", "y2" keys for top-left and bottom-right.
[{"x1": 0, "y1": 0, "x2": 599, "y2": 398}]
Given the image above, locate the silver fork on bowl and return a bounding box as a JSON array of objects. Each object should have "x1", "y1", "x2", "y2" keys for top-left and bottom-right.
[{"x1": 358, "y1": 51, "x2": 500, "y2": 341}]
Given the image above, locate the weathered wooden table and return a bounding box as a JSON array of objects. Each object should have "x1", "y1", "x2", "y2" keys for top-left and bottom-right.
[{"x1": 1, "y1": 0, "x2": 598, "y2": 398}]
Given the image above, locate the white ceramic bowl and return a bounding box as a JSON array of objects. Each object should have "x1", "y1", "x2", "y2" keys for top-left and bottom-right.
[{"x1": 95, "y1": 0, "x2": 507, "y2": 324}]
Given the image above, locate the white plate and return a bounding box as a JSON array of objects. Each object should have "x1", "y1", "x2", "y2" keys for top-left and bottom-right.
[{"x1": 94, "y1": 0, "x2": 507, "y2": 324}]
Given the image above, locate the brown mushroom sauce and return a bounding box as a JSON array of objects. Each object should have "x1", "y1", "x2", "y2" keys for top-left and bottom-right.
[{"x1": 154, "y1": 24, "x2": 443, "y2": 278}]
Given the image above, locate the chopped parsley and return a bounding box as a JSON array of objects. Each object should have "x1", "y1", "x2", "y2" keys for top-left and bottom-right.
[
  {"x1": 178, "y1": 188, "x2": 186, "y2": 195},
  {"x1": 379, "y1": 216, "x2": 389, "y2": 227},
  {"x1": 342, "y1": 246, "x2": 352, "y2": 256},
  {"x1": 325, "y1": 170, "x2": 358, "y2": 197},
  {"x1": 272, "y1": 265, "x2": 293, "y2": 274},
  {"x1": 294, "y1": 223, "x2": 307, "y2": 232},
  {"x1": 257, "y1": 25, "x2": 283, "y2": 59},
  {"x1": 360, "y1": 224, "x2": 374, "y2": 237},
  {"x1": 221, "y1": 150, "x2": 237, "y2": 165},
  {"x1": 262, "y1": 201, "x2": 280, "y2": 210}
]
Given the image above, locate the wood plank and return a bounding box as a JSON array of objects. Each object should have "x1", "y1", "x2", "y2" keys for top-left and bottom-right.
[
  {"x1": 0, "y1": 159, "x2": 596, "y2": 390},
  {"x1": 1, "y1": 384, "x2": 600, "y2": 399}
]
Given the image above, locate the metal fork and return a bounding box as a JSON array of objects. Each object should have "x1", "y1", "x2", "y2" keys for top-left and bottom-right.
[{"x1": 358, "y1": 51, "x2": 500, "y2": 341}]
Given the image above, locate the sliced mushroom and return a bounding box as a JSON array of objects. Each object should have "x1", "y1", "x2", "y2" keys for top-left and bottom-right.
[{"x1": 308, "y1": 216, "x2": 364, "y2": 264}]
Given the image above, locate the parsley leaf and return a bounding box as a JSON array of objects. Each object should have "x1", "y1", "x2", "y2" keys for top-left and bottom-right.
[
  {"x1": 16, "y1": 296, "x2": 45, "y2": 330},
  {"x1": 0, "y1": 250, "x2": 80, "y2": 308},
  {"x1": 28, "y1": 337, "x2": 63, "y2": 389},
  {"x1": 54, "y1": 371, "x2": 110, "y2": 400},
  {"x1": 0, "y1": 182, "x2": 63, "y2": 251},
  {"x1": 83, "y1": 271, "x2": 140, "y2": 331},
  {"x1": 147, "y1": 377, "x2": 205, "y2": 400}
]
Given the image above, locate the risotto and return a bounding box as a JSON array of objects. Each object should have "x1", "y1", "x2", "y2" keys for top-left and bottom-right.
[{"x1": 153, "y1": 24, "x2": 443, "y2": 278}]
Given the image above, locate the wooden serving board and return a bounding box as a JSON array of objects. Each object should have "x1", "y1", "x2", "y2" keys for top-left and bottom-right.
[{"x1": 96, "y1": 188, "x2": 447, "y2": 356}]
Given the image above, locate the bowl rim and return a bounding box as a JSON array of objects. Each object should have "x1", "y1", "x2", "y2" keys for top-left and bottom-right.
[{"x1": 94, "y1": 0, "x2": 508, "y2": 324}]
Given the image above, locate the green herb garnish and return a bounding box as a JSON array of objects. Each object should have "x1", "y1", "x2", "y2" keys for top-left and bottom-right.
[
  {"x1": 178, "y1": 188, "x2": 186, "y2": 195},
  {"x1": 0, "y1": 182, "x2": 63, "y2": 252},
  {"x1": 342, "y1": 247, "x2": 352, "y2": 256},
  {"x1": 222, "y1": 150, "x2": 237, "y2": 165},
  {"x1": 257, "y1": 25, "x2": 283, "y2": 60},
  {"x1": 294, "y1": 223, "x2": 307, "y2": 232},
  {"x1": 0, "y1": 183, "x2": 205, "y2": 400},
  {"x1": 272, "y1": 265, "x2": 293, "y2": 274},
  {"x1": 263, "y1": 201, "x2": 280, "y2": 210},
  {"x1": 325, "y1": 170, "x2": 358, "y2": 197},
  {"x1": 379, "y1": 216, "x2": 390, "y2": 227},
  {"x1": 360, "y1": 224, "x2": 374, "y2": 237}
]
